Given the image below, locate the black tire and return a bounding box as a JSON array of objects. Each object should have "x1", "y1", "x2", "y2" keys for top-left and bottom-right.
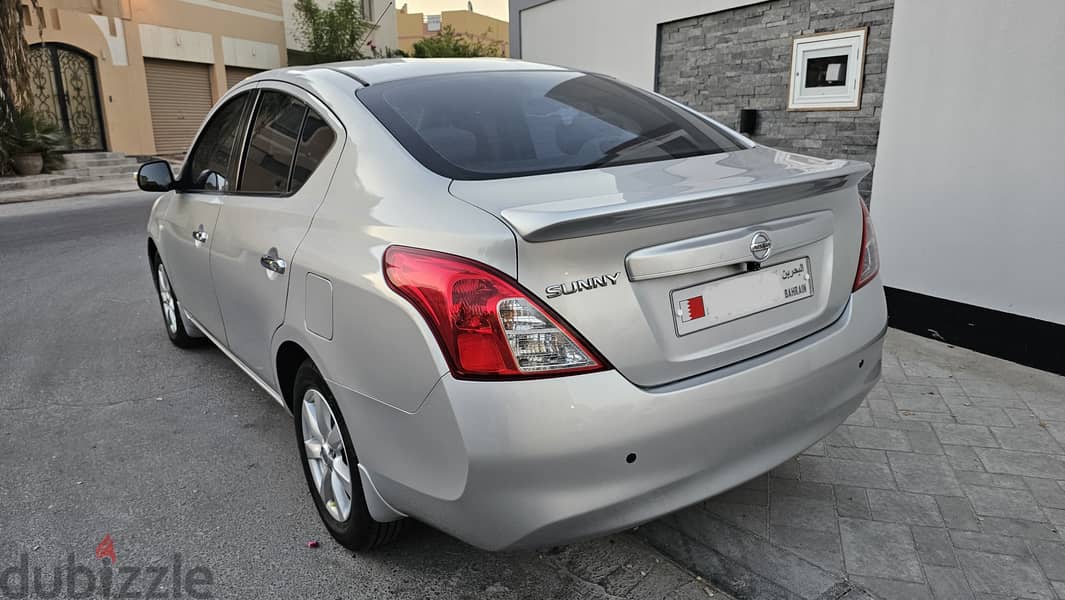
[
  {"x1": 293, "y1": 360, "x2": 404, "y2": 551},
  {"x1": 150, "y1": 255, "x2": 199, "y2": 349}
]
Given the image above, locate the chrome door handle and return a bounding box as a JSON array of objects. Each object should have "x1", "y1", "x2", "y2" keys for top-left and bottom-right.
[
  {"x1": 192, "y1": 229, "x2": 209, "y2": 243},
  {"x1": 260, "y1": 254, "x2": 287, "y2": 274}
]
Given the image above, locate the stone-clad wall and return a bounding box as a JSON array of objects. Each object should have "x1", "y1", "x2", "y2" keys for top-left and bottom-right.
[{"x1": 656, "y1": 0, "x2": 893, "y2": 197}]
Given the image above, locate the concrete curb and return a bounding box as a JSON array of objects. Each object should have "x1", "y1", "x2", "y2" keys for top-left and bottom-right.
[{"x1": 0, "y1": 179, "x2": 140, "y2": 204}]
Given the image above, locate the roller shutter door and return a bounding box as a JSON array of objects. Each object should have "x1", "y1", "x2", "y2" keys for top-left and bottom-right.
[
  {"x1": 226, "y1": 67, "x2": 261, "y2": 89},
  {"x1": 144, "y1": 59, "x2": 213, "y2": 155}
]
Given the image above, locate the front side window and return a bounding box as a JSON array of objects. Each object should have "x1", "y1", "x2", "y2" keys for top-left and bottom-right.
[
  {"x1": 357, "y1": 71, "x2": 744, "y2": 180},
  {"x1": 239, "y1": 91, "x2": 306, "y2": 193},
  {"x1": 182, "y1": 92, "x2": 250, "y2": 191}
]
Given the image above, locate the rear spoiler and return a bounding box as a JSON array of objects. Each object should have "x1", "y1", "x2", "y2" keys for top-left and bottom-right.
[{"x1": 499, "y1": 160, "x2": 870, "y2": 242}]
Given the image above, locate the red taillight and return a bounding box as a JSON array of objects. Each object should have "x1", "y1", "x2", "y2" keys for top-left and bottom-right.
[
  {"x1": 383, "y1": 246, "x2": 608, "y2": 380},
  {"x1": 853, "y1": 199, "x2": 880, "y2": 291}
]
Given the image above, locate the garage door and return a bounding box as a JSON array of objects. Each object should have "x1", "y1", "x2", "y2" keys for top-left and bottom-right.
[
  {"x1": 144, "y1": 59, "x2": 214, "y2": 155},
  {"x1": 226, "y1": 67, "x2": 261, "y2": 89}
]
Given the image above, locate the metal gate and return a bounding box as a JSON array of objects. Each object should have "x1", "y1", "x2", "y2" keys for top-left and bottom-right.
[{"x1": 27, "y1": 44, "x2": 106, "y2": 151}]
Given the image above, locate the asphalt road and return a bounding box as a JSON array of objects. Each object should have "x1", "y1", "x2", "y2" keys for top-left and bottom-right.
[{"x1": 0, "y1": 192, "x2": 718, "y2": 600}]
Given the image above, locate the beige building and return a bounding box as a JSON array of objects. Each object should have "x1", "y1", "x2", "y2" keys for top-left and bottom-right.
[
  {"x1": 397, "y1": 4, "x2": 508, "y2": 56},
  {"x1": 20, "y1": 0, "x2": 287, "y2": 157}
]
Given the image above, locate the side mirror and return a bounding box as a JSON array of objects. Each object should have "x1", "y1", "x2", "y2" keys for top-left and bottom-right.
[{"x1": 137, "y1": 160, "x2": 175, "y2": 192}]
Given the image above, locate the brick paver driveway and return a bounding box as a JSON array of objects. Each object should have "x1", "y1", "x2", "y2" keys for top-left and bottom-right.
[{"x1": 638, "y1": 330, "x2": 1065, "y2": 600}]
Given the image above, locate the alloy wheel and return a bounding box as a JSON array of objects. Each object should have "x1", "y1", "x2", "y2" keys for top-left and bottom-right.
[
  {"x1": 301, "y1": 388, "x2": 353, "y2": 522},
  {"x1": 157, "y1": 264, "x2": 178, "y2": 334}
]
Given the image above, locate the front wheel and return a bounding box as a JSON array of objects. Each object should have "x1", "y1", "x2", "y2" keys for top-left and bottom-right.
[
  {"x1": 151, "y1": 257, "x2": 198, "y2": 348},
  {"x1": 293, "y1": 360, "x2": 404, "y2": 551}
]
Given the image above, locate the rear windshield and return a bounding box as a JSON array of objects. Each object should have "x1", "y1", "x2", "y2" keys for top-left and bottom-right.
[{"x1": 357, "y1": 71, "x2": 745, "y2": 180}]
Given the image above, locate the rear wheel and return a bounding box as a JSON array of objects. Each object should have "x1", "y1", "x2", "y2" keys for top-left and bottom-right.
[
  {"x1": 293, "y1": 360, "x2": 404, "y2": 551},
  {"x1": 151, "y1": 256, "x2": 198, "y2": 348}
]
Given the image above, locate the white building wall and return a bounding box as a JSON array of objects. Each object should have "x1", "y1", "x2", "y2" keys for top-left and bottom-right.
[
  {"x1": 369, "y1": 0, "x2": 399, "y2": 53},
  {"x1": 872, "y1": 0, "x2": 1065, "y2": 324},
  {"x1": 281, "y1": 0, "x2": 305, "y2": 50},
  {"x1": 518, "y1": 0, "x2": 764, "y2": 89}
]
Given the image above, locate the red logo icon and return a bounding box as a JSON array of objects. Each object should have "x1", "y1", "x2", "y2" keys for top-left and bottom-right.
[{"x1": 95, "y1": 534, "x2": 116, "y2": 564}]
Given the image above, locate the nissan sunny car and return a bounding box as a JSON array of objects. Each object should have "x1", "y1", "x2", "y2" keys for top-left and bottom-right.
[{"x1": 138, "y1": 58, "x2": 886, "y2": 551}]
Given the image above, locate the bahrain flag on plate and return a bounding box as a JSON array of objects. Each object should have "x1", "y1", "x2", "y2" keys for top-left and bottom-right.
[{"x1": 679, "y1": 295, "x2": 706, "y2": 322}]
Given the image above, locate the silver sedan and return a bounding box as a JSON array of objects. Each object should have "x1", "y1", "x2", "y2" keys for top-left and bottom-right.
[{"x1": 139, "y1": 58, "x2": 887, "y2": 551}]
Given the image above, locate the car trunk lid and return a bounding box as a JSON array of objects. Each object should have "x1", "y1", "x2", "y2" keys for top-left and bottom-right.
[{"x1": 449, "y1": 146, "x2": 870, "y2": 387}]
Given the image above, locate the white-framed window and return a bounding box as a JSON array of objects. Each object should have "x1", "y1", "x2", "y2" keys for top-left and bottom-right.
[{"x1": 787, "y1": 28, "x2": 868, "y2": 111}]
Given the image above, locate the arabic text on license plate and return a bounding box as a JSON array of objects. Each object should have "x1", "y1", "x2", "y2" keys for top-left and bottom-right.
[{"x1": 671, "y1": 258, "x2": 813, "y2": 336}]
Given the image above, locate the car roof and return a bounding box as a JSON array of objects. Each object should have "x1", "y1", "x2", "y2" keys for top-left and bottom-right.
[{"x1": 264, "y1": 58, "x2": 571, "y2": 87}]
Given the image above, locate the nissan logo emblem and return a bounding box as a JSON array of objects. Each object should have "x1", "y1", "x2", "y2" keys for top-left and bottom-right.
[{"x1": 750, "y1": 231, "x2": 772, "y2": 261}]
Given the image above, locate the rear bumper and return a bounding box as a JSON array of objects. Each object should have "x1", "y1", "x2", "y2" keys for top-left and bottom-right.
[{"x1": 343, "y1": 278, "x2": 887, "y2": 550}]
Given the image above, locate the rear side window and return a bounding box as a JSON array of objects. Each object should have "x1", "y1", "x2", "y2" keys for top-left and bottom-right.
[
  {"x1": 357, "y1": 71, "x2": 744, "y2": 180},
  {"x1": 289, "y1": 110, "x2": 336, "y2": 192},
  {"x1": 240, "y1": 91, "x2": 306, "y2": 193},
  {"x1": 183, "y1": 92, "x2": 250, "y2": 191}
]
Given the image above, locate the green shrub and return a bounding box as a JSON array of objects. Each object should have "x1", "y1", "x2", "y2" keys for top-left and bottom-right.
[{"x1": 412, "y1": 25, "x2": 505, "y2": 58}]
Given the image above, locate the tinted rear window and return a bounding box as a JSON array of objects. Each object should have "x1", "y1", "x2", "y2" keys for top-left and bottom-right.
[
  {"x1": 240, "y1": 91, "x2": 306, "y2": 193},
  {"x1": 290, "y1": 110, "x2": 336, "y2": 192},
  {"x1": 357, "y1": 71, "x2": 744, "y2": 180}
]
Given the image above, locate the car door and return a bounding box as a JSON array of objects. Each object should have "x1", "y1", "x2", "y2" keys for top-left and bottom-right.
[
  {"x1": 209, "y1": 83, "x2": 341, "y2": 379},
  {"x1": 159, "y1": 88, "x2": 255, "y2": 341}
]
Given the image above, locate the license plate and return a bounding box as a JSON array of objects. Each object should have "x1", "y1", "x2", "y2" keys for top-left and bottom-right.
[{"x1": 671, "y1": 258, "x2": 813, "y2": 336}]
